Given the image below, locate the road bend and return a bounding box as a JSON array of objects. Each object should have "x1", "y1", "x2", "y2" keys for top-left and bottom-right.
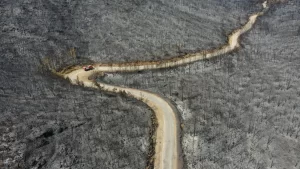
[{"x1": 60, "y1": 2, "x2": 268, "y2": 169}]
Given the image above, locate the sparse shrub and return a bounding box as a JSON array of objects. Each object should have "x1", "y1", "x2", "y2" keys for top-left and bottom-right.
[{"x1": 40, "y1": 48, "x2": 94, "y2": 74}]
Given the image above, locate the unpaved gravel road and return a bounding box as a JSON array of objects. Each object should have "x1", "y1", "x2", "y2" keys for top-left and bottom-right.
[{"x1": 61, "y1": 2, "x2": 268, "y2": 169}]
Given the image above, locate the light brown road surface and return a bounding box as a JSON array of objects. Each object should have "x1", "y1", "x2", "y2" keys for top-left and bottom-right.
[{"x1": 62, "y1": 2, "x2": 268, "y2": 169}]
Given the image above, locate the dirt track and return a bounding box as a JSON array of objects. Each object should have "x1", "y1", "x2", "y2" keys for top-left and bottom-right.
[{"x1": 61, "y1": 2, "x2": 268, "y2": 169}]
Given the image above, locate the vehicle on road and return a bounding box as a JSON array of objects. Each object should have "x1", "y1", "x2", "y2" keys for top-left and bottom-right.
[{"x1": 83, "y1": 65, "x2": 94, "y2": 71}]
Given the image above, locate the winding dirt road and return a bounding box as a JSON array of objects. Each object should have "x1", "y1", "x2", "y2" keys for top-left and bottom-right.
[{"x1": 60, "y1": 2, "x2": 268, "y2": 169}]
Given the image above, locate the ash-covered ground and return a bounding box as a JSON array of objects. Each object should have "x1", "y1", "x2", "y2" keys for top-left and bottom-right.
[
  {"x1": 1, "y1": 0, "x2": 299, "y2": 169},
  {"x1": 103, "y1": 1, "x2": 300, "y2": 169}
]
